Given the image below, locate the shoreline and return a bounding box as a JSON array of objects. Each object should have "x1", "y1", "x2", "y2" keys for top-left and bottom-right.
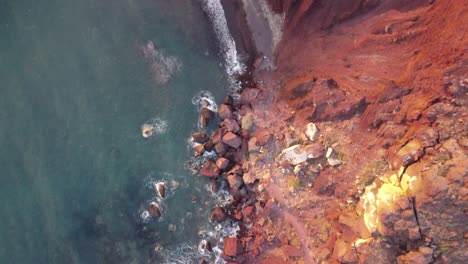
[{"x1": 194, "y1": 0, "x2": 467, "y2": 263}]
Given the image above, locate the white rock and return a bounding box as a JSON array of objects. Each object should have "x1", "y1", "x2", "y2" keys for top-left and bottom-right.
[
  {"x1": 293, "y1": 164, "x2": 302, "y2": 175},
  {"x1": 280, "y1": 145, "x2": 309, "y2": 165},
  {"x1": 305, "y1": 122, "x2": 319, "y2": 141},
  {"x1": 327, "y1": 158, "x2": 342, "y2": 166},
  {"x1": 326, "y1": 147, "x2": 334, "y2": 158}
]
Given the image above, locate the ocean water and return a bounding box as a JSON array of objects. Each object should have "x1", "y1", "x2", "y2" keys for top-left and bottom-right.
[{"x1": 0, "y1": 0, "x2": 240, "y2": 263}]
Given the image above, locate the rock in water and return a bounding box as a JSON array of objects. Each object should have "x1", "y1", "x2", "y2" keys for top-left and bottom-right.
[
  {"x1": 200, "y1": 108, "x2": 214, "y2": 127},
  {"x1": 210, "y1": 206, "x2": 227, "y2": 223},
  {"x1": 141, "y1": 124, "x2": 153, "y2": 138},
  {"x1": 148, "y1": 202, "x2": 161, "y2": 218},
  {"x1": 155, "y1": 182, "x2": 166, "y2": 199},
  {"x1": 200, "y1": 160, "x2": 220, "y2": 177},
  {"x1": 192, "y1": 132, "x2": 210, "y2": 143},
  {"x1": 198, "y1": 239, "x2": 212, "y2": 252}
]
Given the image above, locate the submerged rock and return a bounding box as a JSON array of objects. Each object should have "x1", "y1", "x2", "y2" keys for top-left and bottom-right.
[
  {"x1": 155, "y1": 182, "x2": 166, "y2": 199},
  {"x1": 148, "y1": 202, "x2": 161, "y2": 218}
]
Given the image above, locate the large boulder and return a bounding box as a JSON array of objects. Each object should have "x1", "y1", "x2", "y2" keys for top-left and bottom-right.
[
  {"x1": 192, "y1": 132, "x2": 210, "y2": 143},
  {"x1": 223, "y1": 237, "x2": 242, "y2": 257},
  {"x1": 212, "y1": 128, "x2": 225, "y2": 144},
  {"x1": 200, "y1": 161, "x2": 220, "y2": 177},
  {"x1": 200, "y1": 108, "x2": 215, "y2": 127},
  {"x1": 193, "y1": 144, "x2": 205, "y2": 157},
  {"x1": 223, "y1": 118, "x2": 240, "y2": 133},
  {"x1": 279, "y1": 143, "x2": 324, "y2": 165},
  {"x1": 216, "y1": 157, "x2": 230, "y2": 170},
  {"x1": 210, "y1": 206, "x2": 227, "y2": 223},
  {"x1": 227, "y1": 174, "x2": 243, "y2": 190},
  {"x1": 218, "y1": 104, "x2": 233, "y2": 120},
  {"x1": 215, "y1": 142, "x2": 228, "y2": 156},
  {"x1": 222, "y1": 132, "x2": 243, "y2": 149},
  {"x1": 256, "y1": 130, "x2": 273, "y2": 146}
]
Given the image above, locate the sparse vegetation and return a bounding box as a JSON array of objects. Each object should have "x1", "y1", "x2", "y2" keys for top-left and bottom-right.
[{"x1": 359, "y1": 159, "x2": 388, "y2": 186}]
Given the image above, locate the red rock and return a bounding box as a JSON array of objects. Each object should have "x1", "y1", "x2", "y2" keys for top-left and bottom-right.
[
  {"x1": 242, "y1": 206, "x2": 254, "y2": 216},
  {"x1": 218, "y1": 104, "x2": 233, "y2": 120},
  {"x1": 192, "y1": 132, "x2": 209, "y2": 143},
  {"x1": 223, "y1": 118, "x2": 240, "y2": 133},
  {"x1": 256, "y1": 130, "x2": 273, "y2": 146},
  {"x1": 222, "y1": 132, "x2": 243, "y2": 149},
  {"x1": 210, "y1": 206, "x2": 227, "y2": 223},
  {"x1": 200, "y1": 161, "x2": 220, "y2": 177},
  {"x1": 282, "y1": 245, "x2": 303, "y2": 257},
  {"x1": 212, "y1": 128, "x2": 226, "y2": 144},
  {"x1": 227, "y1": 174, "x2": 243, "y2": 190},
  {"x1": 200, "y1": 108, "x2": 214, "y2": 127},
  {"x1": 228, "y1": 165, "x2": 244, "y2": 176},
  {"x1": 215, "y1": 142, "x2": 228, "y2": 156},
  {"x1": 193, "y1": 144, "x2": 205, "y2": 157},
  {"x1": 223, "y1": 237, "x2": 241, "y2": 257},
  {"x1": 232, "y1": 212, "x2": 242, "y2": 221},
  {"x1": 248, "y1": 137, "x2": 260, "y2": 152},
  {"x1": 223, "y1": 95, "x2": 234, "y2": 105},
  {"x1": 148, "y1": 202, "x2": 161, "y2": 218},
  {"x1": 240, "y1": 88, "x2": 260, "y2": 105},
  {"x1": 304, "y1": 143, "x2": 325, "y2": 158},
  {"x1": 216, "y1": 157, "x2": 230, "y2": 170},
  {"x1": 203, "y1": 139, "x2": 214, "y2": 151}
]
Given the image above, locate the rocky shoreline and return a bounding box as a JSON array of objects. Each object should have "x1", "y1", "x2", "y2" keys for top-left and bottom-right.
[{"x1": 190, "y1": 0, "x2": 467, "y2": 263}]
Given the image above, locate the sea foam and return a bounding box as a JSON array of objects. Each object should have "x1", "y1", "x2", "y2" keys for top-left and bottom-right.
[
  {"x1": 200, "y1": 0, "x2": 246, "y2": 98},
  {"x1": 141, "y1": 117, "x2": 168, "y2": 138},
  {"x1": 142, "y1": 41, "x2": 182, "y2": 85}
]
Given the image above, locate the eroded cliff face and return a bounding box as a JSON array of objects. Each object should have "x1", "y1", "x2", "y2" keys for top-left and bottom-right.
[{"x1": 232, "y1": 0, "x2": 467, "y2": 263}]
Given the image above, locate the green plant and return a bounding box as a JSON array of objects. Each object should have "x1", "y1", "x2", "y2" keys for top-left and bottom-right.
[{"x1": 287, "y1": 178, "x2": 304, "y2": 189}]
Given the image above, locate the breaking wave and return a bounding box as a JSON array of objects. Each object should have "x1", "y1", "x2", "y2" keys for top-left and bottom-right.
[
  {"x1": 191, "y1": 90, "x2": 218, "y2": 113},
  {"x1": 141, "y1": 117, "x2": 168, "y2": 138},
  {"x1": 200, "y1": 0, "x2": 246, "y2": 95}
]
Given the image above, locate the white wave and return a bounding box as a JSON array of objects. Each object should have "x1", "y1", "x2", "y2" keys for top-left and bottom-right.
[
  {"x1": 142, "y1": 40, "x2": 182, "y2": 85},
  {"x1": 141, "y1": 210, "x2": 151, "y2": 223},
  {"x1": 200, "y1": 0, "x2": 246, "y2": 77},
  {"x1": 141, "y1": 117, "x2": 168, "y2": 138},
  {"x1": 191, "y1": 90, "x2": 218, "y2": 112}
]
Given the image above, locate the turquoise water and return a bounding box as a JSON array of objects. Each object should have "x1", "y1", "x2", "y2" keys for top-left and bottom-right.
[{"x1": 0, "y1": 0, "x2": 229, "y2": 262}]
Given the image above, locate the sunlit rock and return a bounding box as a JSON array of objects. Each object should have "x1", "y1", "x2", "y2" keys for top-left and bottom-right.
[{"x1": 305, "y1": 122, "x2": 319, "y2": 141}]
